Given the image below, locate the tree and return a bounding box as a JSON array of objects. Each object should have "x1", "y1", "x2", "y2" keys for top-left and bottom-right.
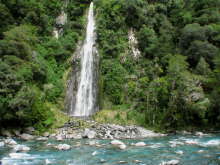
[{"x1": 137, "y1": 26, "x2": 158, "y2": 58}]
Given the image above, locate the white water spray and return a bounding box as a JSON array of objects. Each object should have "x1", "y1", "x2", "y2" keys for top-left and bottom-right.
[{"x1": 71, "y1": 2, "x2": 97, "y2": 116}]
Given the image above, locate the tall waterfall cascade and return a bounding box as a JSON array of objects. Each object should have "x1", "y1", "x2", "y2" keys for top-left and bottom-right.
[{"x1": 65, "y1": 2, "x2": 99, "y2": 117}]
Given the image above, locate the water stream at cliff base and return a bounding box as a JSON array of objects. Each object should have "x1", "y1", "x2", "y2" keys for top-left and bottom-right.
[{"x1": 1, "y1": 134, "x2": 220, "y2": 165}]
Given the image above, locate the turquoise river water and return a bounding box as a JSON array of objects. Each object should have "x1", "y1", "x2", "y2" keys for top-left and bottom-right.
[{"x1": 0, "y1": 134, "x2": 220, "y2": 165}]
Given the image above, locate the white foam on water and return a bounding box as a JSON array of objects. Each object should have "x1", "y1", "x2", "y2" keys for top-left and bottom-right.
[{"x1": 199, "y1": 139, "x2": 220, "y2": 147}]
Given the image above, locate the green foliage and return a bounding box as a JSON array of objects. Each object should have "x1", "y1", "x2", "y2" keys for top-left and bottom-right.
[
  {"x1": 101, "y1": 60, "x2": 126, "y2": 104},
  {"x1": 138, "y1": 26, "x2": 158, "y2": 58},
  {"x1": 96, "y1": 0, "x2": 220, "y2": 131},
  {"x1": 0, "y1": 0, "x2": 88, "y2": 131}
]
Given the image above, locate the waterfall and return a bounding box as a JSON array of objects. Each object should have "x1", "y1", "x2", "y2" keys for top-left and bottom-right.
[{"x1": 67, "y1": 2, "x2": 99, "y2": 117}]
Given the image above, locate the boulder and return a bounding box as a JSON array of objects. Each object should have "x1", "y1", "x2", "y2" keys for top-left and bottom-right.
[
  {"x1": 36, "y1": 137, "x2": 48, "y2": 141},
  {"x1": 136, "y1": 127, "x2": 165, "y2": 138},
  {"x1": 13, "y1": 130, "x2": 21, "y2": 137},
  {"x1": 185, "y1": 139, "x2": 198, "y2": 145},
  {"x1": 43, "y1": 132, "x2": 50, "y2": 137},
  {"x1": 25, "y1": 127, "x2": 35, "y2": 134},
  {"x1": 89, "y1": 141, "x2": 97, "y2": 146},
  {"x1": 117, "y1": 161, "x2": 128, "y2": 164},
  {"x1": 4, "y1": 139, "x2": 17, "y2": 145},
  {"x1": 83, "y1": 129, "x2": 96, "y2": 139},
  {"x1": 100, "y1": 159, "x2": 106, "y2": 163},
  {"x1": 111, "y1": 140, "x2": 124, "y2": 146},
  {"x1": 135, "y1": 142, "x2": 146, "y2": 147},
  {"x1": 13, "y1": 145, "x2": 30, "y2": 152},
  {"x1": 56, "y1": 135, "x2": 63, "y2": 141},
  {"x1": 119, "y1": 144, "x2": 127, "y2": 150},
  {"x1": 175, "y1": 150, "x2": 184, "y2": 155},
  {"x1": 133, "y1": 160, "x2": 142, "y2": 163},
  {"x1": 56, "y1": 144, "x2": 71, "y2": 150},
  {"x1": 111, "y1": 140, "x2": 126, "y2": 150},
  {"x1": 20, "y1": 133, "x2": 34, "y2": 140},
  {"x1": 195, "y1": 132, "x2": 207, "y2": 136}
]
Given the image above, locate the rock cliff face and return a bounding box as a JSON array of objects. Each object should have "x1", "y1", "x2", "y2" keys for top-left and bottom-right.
[
  {"x1": 128, "y1": 29, "x2": 141, "y2": 59},
  {"x1": 53, "y1": 11, "x2": 68, "y2": 39}
]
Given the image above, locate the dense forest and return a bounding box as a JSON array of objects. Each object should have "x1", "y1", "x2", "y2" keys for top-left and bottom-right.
[{"x1": 0, "y1": 0, "x2": 220, "y2": 132}]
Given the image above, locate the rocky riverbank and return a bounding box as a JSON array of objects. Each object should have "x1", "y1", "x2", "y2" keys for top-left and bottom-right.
[
  {"x1": 1, "y1": 119, "x2": 213, "y2": 141},
  {"x1": 0, "y1": 120, "x2": 165, "y2": 141}
]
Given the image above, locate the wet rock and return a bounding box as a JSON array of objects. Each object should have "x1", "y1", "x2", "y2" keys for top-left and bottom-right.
[
  {"x1": 175, "y1": 150, "x2": 184, "y2": 155},
  {"x1": 55, "y1": 144, "x2": 71, "y2": 150},
  {"x1": 19, "y1": 133, "x2": 34, "y2": 140},
  {"x1": 169, "y1": 141, "x2": 184, "y2": 147},
  {"x1": 111, "y1": 140, "x2": 124, "y2": 146},
  {"x1": 36, "y1": 137, "x2": 48, "y2": 141},
  {"x1": 4, "y1": 139, "x2": 17, "y2": 145},
  {"x1": 12, "y1": 130, "x2": 21, "y2": 137},
  {"x1": 111, "y1": 140, "x2": 126, "y2": 150},
  {"x1": 178, "y1": 131, "x2": 191, "y2": 135},
  {"x1": 202, "y1": 139, "x2": 220, "y2": 147},
  {"x1": 136, "y1": 127, "x2": 165, "y2": 138},
  {"x1": 185, "y1": 139, "x2": 198, "y2": 145},
  {"x1": 160, "y1": 160, "x2": 180, "y2": 165},
  {"x1": 56, "y1": 135, "x2": 63, "y2": 141},
  {"x1": 25, "y1": 127, "x2": 35, "y2": 134},
  {"x1": 132, "y1": 160, "x2": 142, "y2": 163},
  {"x1": 198, "y1": 150, "x2": 205, "y2": 153},
  {"x1": 73, "y1": 134, "x2": 82, "y2": 139},
  {"x1": 89, "y1": 140, "x2": 97, "y2": 146},
  {"x1": 83, "y1": 128, "x2": 96, "y2": 139},
  {"x1": 13, "y1": 145, "x2": 30, "y2": 152},
  {"x1": 117, "y1": 161, "x2": 128, "y2": 164},
  {"x1": 195, "y1": 132, "x2": 208, "y2": 136},
  {"x1": 43, "y1": 132, "x2": 50, "y2": 137},
  {"x1": 50, "y1": 133, "x2": 56, "y2": 138},
  {"x1": 135, "y1": 142, "x2": 146, "y2": 147},
  {"x1": 119, "y1": 144, "x2": 126, "y2": 150},
  {"x1": 100, "y1": 159, "x2": 106, "y2": 163}
]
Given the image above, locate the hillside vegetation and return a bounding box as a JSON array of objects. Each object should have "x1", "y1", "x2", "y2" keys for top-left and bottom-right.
[
  {"x1": 0, "y1": 0, "x2": 219, "y2": 132},
  {"x1": 0, "y1": 0, "x2": 90, "y2": 131},
  {"x1": 95, "y1": 0, "x2": 220, "y2": 130}
]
